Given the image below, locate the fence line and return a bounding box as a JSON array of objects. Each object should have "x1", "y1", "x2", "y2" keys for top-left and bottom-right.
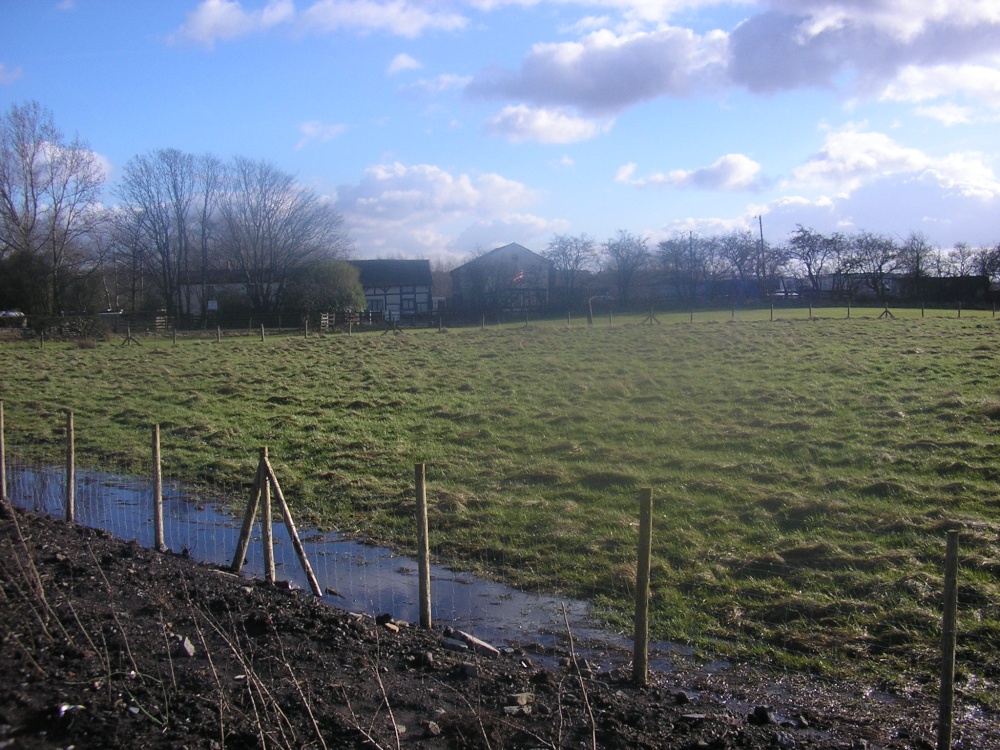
[{"x1": 0, "y1": 400, "x2": 981, "y2": 735}]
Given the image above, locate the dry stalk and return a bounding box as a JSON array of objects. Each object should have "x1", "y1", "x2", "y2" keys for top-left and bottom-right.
[
  {"x1": 269, "y1": 620, "x2": 328, "y2": 750},
  {"x1": 340, "y1": 688, "x2": 391, "y2": 750},
  {"x1": 85, "y1": 545, "x2": 142, "y2": 677},
  {"x1": 369, "y1": 626, "x2": 402, "y2": 750},
  {"x1": 178, "y1": 576, "x2": 230, "y2": 749},
  {"x1": 562, "y1": 603, "x2": 597, "y2": 750}
]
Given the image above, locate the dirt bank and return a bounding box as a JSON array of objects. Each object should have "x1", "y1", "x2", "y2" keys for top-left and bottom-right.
[{"x1": 0, "y1": 506, "x2": 994, "y2": 749}]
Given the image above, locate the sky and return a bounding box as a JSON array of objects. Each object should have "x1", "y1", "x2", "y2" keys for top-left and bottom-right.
[{"x1": 2, "y1": 0, "x2": 1000, "y2": 264}]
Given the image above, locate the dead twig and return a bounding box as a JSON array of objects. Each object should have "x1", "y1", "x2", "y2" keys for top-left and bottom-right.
[{"x1": 562, "y1": 602, "x2": 598, "y2": 750}]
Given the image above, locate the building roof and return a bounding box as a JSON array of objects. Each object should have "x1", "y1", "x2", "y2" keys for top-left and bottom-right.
[
  {"x1": 349, "y1": 259, "x2": 433, "y2": 288},
  {"x1": 452, "y1": 243, "x2": 553, "y2": 274}
]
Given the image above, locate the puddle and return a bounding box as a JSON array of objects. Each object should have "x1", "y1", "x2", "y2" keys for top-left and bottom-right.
[{"x1": 5, "y1": 465, "x2": 685, "y2": 672}]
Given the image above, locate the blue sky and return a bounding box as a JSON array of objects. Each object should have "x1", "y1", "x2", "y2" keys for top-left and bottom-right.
[{"x1": 2, "y1": 0, "x2": 999, "y2": 263}]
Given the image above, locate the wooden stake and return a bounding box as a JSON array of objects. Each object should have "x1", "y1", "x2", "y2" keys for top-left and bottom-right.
[
  {"x1": 261, "y1": 448, "x2": 275, "y2": 583},
  {"x1": 260, "y1": 323, "x2": 266, "y2": 342},
  {"x1": 231, "y1": 455, "x2": 265, "y2": 573},
  {"x1": 416, "y1": 463, "x2": 432, "y2": 629},
  {"x1": 152, "y1": 424, "x2": 165, "y2": 552},
  {"x1": 633, "y1": 487, "x2": 653, "y2": 686},
  {"x1": 65, "y1": 410, "x2": 75, "y2": 523},
  {"x1": 938, "y1": 530, "x2": 960, "y2": 750},
  {"x1": 0, "y1": 401, "x2": 7, "y2": 508},
  {"x1": 262, "y1": 457, "x2": 322, "y2": 596},
  {"x1": 173, "y1": 327, "x2": 178, "y2": 346},
  {"x1": 216, "y1": 325, "x2": 222, "y2": 343}
]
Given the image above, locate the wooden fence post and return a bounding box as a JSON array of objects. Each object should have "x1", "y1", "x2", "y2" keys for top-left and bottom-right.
[
  {"x1": 938, "y1": 530, "x2": 960, "y2": 750},
  {"x1": 633, "y1": 487, "x2": 653, "y2": 686},
  {"x1": 231, "y1": 454, "x2": 265, "y2": 574},
  {"x1": 216, "y1": 325, "x2": 222, "y2": 343},
  {"x1": 260, "y1": 323, "x2": 266, "y2": 343},
  {"x1": 152, "y1": 424, "x2": 165, "y2": 552},
  {"x1": 770, "y1": 301, "x2": 774, "y2": 322},
  {"x1": 416, "y1": 463, "x2": 432, "y2": 629},
  {"x1": 262, "y1": 455, "x2": 322, "y2": 596},
  {"x1": 65, "y1": 410, "x2": 75, "y2": 523},
  {"x1": 261, "y1": 447, "x2": 275, "y2": 583},
  {"x1": 0, "y1": 401, "x2": 7, "y2": 509}
]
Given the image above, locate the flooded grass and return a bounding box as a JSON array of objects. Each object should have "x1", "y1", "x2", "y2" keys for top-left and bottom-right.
[{"x1": 3, "y1": 310, "x2": 1000, "y2": 704}]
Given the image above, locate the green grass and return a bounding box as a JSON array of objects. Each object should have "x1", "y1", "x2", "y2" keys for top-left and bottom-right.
[{"x1": 3, "y1": 308, "x2": 1000, "y2": 703}]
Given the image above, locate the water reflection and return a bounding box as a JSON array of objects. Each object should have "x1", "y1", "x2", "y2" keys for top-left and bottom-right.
[{"x1": 7, "y1": 465, "x2": 682, "y2": 671}]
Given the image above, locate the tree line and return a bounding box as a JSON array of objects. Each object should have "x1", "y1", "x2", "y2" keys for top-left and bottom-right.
[
  {"x1": 0, "y1": 101, "x2": 361, "y2": 321},
  {"x1": 543, "y1": 225, "x2": 1000, "y2": 309}
]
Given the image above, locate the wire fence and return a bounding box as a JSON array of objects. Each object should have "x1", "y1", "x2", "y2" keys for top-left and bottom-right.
[
  {"x1": 0, "y1": 407, "x2": 636, "y2": 669},
  {"x1": 2, "y1": 397, "x2": 997, "y2": 692}
]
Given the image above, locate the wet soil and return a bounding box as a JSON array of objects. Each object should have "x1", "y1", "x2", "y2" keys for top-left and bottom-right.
[{"x1": 0, "y1": 505, "x2": 995, "y2": 749}]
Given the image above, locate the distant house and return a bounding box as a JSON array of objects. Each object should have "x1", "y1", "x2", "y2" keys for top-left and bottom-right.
[
  {"x1": 349, "y1": 259, "x2": 433, "y2": 320},
  {"x1": 450, "y1": 243, "x2": 554, "y2": 313}
]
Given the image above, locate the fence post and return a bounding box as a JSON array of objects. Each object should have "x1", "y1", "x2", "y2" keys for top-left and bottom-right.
[
  {"x1": 65, "y1": 410, "x2": 75, "y2": 523},
  {"x1": 938, "y1": 530, "x2": 960, "y2": 750},
  {"x1": 416, "y1": 463, "x2": 432, "y2": 629},
  {"x1": 260, "y1": 447, "x2": 275, "y2": 584},
  {"x1": 0, "y1": 401, "x2": 7, "y2": 510},
  {"x1": 261, "y1": 455, "x2": 322, "y2": 596},
  {"x1": 770, "y1": 301, "x2": 774, "y2": 322},
  {"x1": 304, "y1": 319, "x2": 309, "y2": 338},
  {"x1": 260, "y1": 323, "x2": 266, "y2": 343},
  {"x1": 216, "y1": 325, "x2": 222, "y2": 343},
  {"x1": 231, "y1": 454, "x2": 265, "y2": 574},
  {"x1": 633, "y1": 487, "x2": 653, "y2": 686},
  {"x1": 152, "y1": 424, "x2": 165, "y2": 552}
]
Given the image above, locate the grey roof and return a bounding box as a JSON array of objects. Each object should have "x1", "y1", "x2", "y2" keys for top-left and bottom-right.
[
  {"x1": 452, "y1": 243, "x2": 553, "y2": 272},
  {"x1": 349, "y1": 259, "x2": 433, "y2": 288}
]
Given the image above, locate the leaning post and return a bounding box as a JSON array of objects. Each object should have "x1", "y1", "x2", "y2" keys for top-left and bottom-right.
[
  {"x1": 938, "y1": 530, "x2": 960, "y2": 750},
  {"x1": 65, "y1": 410, "x2": 75, "y2": 523},
  {"x1": 416, "y1": 463, "x2": 432, "y2": 629},
  {"x1": 633, "y1": 487, "x2": 653, "y2": 686}
]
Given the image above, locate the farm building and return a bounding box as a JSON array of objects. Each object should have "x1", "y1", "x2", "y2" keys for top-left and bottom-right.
[
  {"x1": 450, "y1": 243, "x2": 554, "y2": 313},
  {"x1": 348, "y1": 259, "x2": 433, "y2": 321}
]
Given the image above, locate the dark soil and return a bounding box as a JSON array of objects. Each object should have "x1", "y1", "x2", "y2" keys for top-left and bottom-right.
[{"x1": 0, "y1": 505, "x2": 995, "y2": 749}]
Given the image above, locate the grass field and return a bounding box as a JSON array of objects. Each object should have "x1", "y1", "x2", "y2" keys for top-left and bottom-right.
[{"x1": 3, "y1": 306, "x2": 1000, "y2": 703}]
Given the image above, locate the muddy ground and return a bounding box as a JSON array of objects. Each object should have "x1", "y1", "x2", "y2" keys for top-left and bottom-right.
[{"x1": 0, "y1": 505, "x2": 995, "y2": 749}]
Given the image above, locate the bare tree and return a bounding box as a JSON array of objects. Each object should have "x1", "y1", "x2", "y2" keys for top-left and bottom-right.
[
  {"x1": 115, "y1": 149, "x2": 197, "y2": 315},
  {"x1": 601, "y1": 230, "x2": 649, "y2": 306},
  {"x1": 543, "y1": 233, "x2": 597, "y2": 303},
  {"x1": 0, "y1": 100, "x2": 105, "y2": 313},
  {"x1": 849, "y1": 230, "x2": 899, "y2": 301},
  {"x1": 657, "y1": 233, "x2": 710, "y2": 306},
  {"x1": 194, "y1": 153, "x2": 224, "y2": 318},
  {"x1": 786, "y1": 225, "x2": 846, "y2": 294},
  {"x1": 946, "y1": 242, "x2": 977, "y2": 277},
  {"x1": 217, "y1": 156, "x2": 350, "y2": 315}
]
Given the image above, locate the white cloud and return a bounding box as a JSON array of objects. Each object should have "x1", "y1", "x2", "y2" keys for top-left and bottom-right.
[
  {"x1": 786, "y1": 125, "x2": 1000, "y2": 198},
  {"x1": 880, "y1": 64, "x2": 1000, "y2": 109},
  {"x1": 728, "y1": 4, "x2": 1000, "y2": 96},
  {"x1": 485, "y1": 105, "x2": 611, "y2": 143},
  {"x1": 400, "y1": 74, "x2": 472, "y2": 96},
  {"x1": 618, "y1": 153, "x2": 763, "y2": 190},
  {"x1": 301, "y1": 0, "x2": 467, "y2": 38},
  {"x1": 914, "y1": 103, "x2": 975, "y2": 126},
  {"x1": 295, "y1": 120, "x2": 348, "y2": 150},
  {"x1": 0, "y1": 63, "x2": 23, "y2": 85},
  {"x1": 467, "y1": 26, "x2": 728, "y2": 115},
  {"x1": 387, "y1": 53, "x2": 421, "y2": 75},
  {"x1": 172, "y1": 0, "x2": 294, "y2": 46},
  {"x1": 334, "y1": 161, "x2": 555, "y2": 257}
]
